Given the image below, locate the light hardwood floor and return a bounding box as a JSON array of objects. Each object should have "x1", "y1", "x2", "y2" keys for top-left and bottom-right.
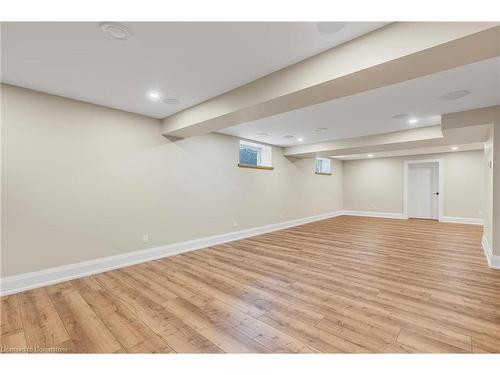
[{"x1": 1, "y1": 216, "x2": 499, "y2": 353}]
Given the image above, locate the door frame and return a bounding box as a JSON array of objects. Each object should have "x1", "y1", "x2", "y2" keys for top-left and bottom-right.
[{"x1": 403, "y1": 158, "x2": 444, "y2": 221}]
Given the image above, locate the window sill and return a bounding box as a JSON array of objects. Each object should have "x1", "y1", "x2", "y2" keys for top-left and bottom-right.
[
  {"x1": 238, "y1": 163, "x2": 274, "y2": 170},
  {"x1": 315, "y1": 172, "x2": 332, "y2": 175}
]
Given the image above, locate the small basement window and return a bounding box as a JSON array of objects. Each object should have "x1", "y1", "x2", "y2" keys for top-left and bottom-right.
[
  {"x1": 315, "y1": 158, "x2": 332, "y2": 175},
  {"x1": 239, "y1": 140, "x2": 273, "y2": 170}
]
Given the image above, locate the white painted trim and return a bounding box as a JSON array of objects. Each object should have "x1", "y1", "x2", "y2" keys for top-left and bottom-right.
[
  {"x1": 340, "y1": 210, "x2": 407, "y2": 219},
  {"x1": 403, "y1": 158, "x2": 444, "y2": 221},
  {"x1": 0, "y1": 210, "x2": 343, "y2": 296},
  {"x1": 3, "y1": 209, "x2": 492, "y2": 296},
  {"x1": 440, "y1": 216, "x2": 484, "y2": 225},
  {"x1": 482, "y1": 235, "x2": 500, "y2": 269},
  {"x1": 341, "y1": 210, "x2": 484, "y2": 225}
]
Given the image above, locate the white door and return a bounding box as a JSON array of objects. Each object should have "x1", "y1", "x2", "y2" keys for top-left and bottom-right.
[{"x1": 408, "y1": 162, "x2": 439, "y2": 220}]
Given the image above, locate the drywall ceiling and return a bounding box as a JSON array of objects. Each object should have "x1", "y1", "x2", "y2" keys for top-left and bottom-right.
[
  {"x1": 334, "y1": 143, "x2": 484, "y2": 160},
  {"x1": 0, "y1": 22, "x2": 387, "y2": 119},
  {"x1": 219, "y1": 56, "x2": 500, "y2": 146}
]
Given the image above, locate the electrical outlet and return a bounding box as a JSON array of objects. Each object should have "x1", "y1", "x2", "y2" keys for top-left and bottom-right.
[
  {"x1": 373, "y1": 205, "x2": 377, "y2": 210},
  {"x1": 279, "y1": 213, "x2": 284, "y2": 219},
  {"x1": 142, "y1": 233, "x2": 149, "y2": 243},
  {"x1": 479, "y1": 210, "x2": 483, "y2": 216},
  {"x1": 233, "y1": 220, "x2": 238, "y2": 228}
]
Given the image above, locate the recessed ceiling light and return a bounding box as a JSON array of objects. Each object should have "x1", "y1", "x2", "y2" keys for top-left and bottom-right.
[
  {"x1": 408, "y1": 119, "x2": 418, "y2": 125},
  {"x1": 255, "y1": 133, "x2": 269, "y2": 137},
  {"x1": 451, "y1": 146, "x2": 459, "y2": 151},
  {"x1": 297, "y1": 138, "x2": 304, "y2": 142},
  {"x1": 316, "y1": 22, "x2": 348, "y2": 34},
  {"x1": 149, "y1": 92, "x2": 161, "y2": 100},
  {"x1": 439, "y1": 90, "x2": 470, "y2": 101},
  {"x1": 392, "y1": 114, "x2": 409, "y2": 119},
  {"x1": 367, "y1": 154, "x2": 373, "y2": 158},
  {"x1": 99, "y1": 22, "x2": 132, "y2": 41},
  {"x1": 164, "y1": 98, "x2": 180, "y2": 105},
  {"x1": 314, "y1": 127, "x2": 328, "y2": 132},
  {"x1": 283, "y1": 135, "x2": 294, "y2": 139}
]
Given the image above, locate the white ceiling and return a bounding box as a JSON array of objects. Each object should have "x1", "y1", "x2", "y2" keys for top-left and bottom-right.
[
  {"x1": 1, "y1": 22, "x2": 387, "y2": 119},
  {"x1": 220, "y1": 56, "x2": 500, "y2": 146}
]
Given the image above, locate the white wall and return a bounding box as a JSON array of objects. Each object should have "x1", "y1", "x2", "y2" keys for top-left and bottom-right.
[
  {"x1": 343, "y1": 151, "x2": 485, "y2": 219},
  {"x1": 1, "y1": 84, "x2": 343, "y2": 277}
]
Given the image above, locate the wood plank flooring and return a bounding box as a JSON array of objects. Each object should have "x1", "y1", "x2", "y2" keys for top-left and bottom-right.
[{"x1": 1, "y1": 216, "x2": 499, "y2": 353}]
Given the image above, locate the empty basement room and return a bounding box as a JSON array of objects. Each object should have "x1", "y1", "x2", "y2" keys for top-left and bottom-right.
[{"x1": 2, "y1": 5, "x2": 500, "y2": 370}]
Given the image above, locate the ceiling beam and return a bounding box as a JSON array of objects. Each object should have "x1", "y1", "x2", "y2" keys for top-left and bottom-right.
[
  {"x1": 284, "y1": 125, "x2": 444, "y2": 158},
  {"x1": 334, "y1": 143, "x2": 485, "y2": 160},
  {"x1": 285, "y1": 125, "x2": 492, "y2": 159},
  {"x1": 442, "y1": 105, "x2": 500, "y2": 130},
  {"x1": 284, "y1": 107, "x2": 499, "y2": 159},
  {"x1": 162, "y1": 22, "x2": 500, "y2": 139}
]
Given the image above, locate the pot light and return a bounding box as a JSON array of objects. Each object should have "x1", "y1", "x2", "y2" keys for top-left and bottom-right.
[
  {"x1": 451, "y1": 146, "x2": 459, "y2": 151},
  {"x1": 298, "y1": 138, "x2": 304, "y2": 142},
  {"x1": 367, "y1": 154, "x2": 373, "y2": 158},
  {"x1": 99, "y1": 22, "x2": 132, "y2": 41},
  {"x1": 439, "y1": 90, "x2": 470, "y2": 101},
  {"x1": 317, "y1": 22, "x2": 348, "y2": 34},
  {"x1": 164, "y1": 98, "x2": 180, "y2": 105},
  {"x1": 408, "y1": 119, "x2": 418, "y2": 125},
  {"x1": 149, "y1": 91, "x2": 161, "y2": 100}
]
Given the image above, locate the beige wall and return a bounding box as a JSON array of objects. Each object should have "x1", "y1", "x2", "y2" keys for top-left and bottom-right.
[
  {"x1": 493, "y1": 122, "x2": 500, "y2": 255},
  {"x1": 343, "y1": 151, "x2": 485, "y2": 218},
  {"x1": 1, "y1": 85, "x2": 343, "y2": 276},
  {"x1": 343, "y1": 157, "x2": 403, "y2": 213},
  {"x1": 1, "y1": 83, "x2": 493, "y2": 277},
  {"x1": 484, "y1": 126, "x2": 494, "y2": 248}
]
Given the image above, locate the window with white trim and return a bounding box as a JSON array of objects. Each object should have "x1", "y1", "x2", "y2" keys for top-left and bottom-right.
[
  {"x1": 315, "y1": 158, "x2": 332, "y2": 174},
  {"x1": 239, "y1": 140, "x2": 273, "y2": 169}
]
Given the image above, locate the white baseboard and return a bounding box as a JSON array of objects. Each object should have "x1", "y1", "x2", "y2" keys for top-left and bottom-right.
[
  {"x1": 440, "y1": 216, "x2": 484, "y2": 225},
  {"x1": 0, "y1": 210, "x2": 343, "y2": 296},
  {"x1": 2, "y1": 209, "x2": 493, "y2": 296},
  {"x1": 341, "y1": 211, "x2": 485, "y2": 225},
  {"x1": 340, "y1": 210, "x2": 407, "y2": 220},
  {"x1": 482, "y1": 235, "x2": 500, "y2": 269}
]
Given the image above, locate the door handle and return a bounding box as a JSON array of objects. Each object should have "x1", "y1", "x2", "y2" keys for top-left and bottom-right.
[{"x1": 433, "y1": 192, "x2": 439, "y2": 195}]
